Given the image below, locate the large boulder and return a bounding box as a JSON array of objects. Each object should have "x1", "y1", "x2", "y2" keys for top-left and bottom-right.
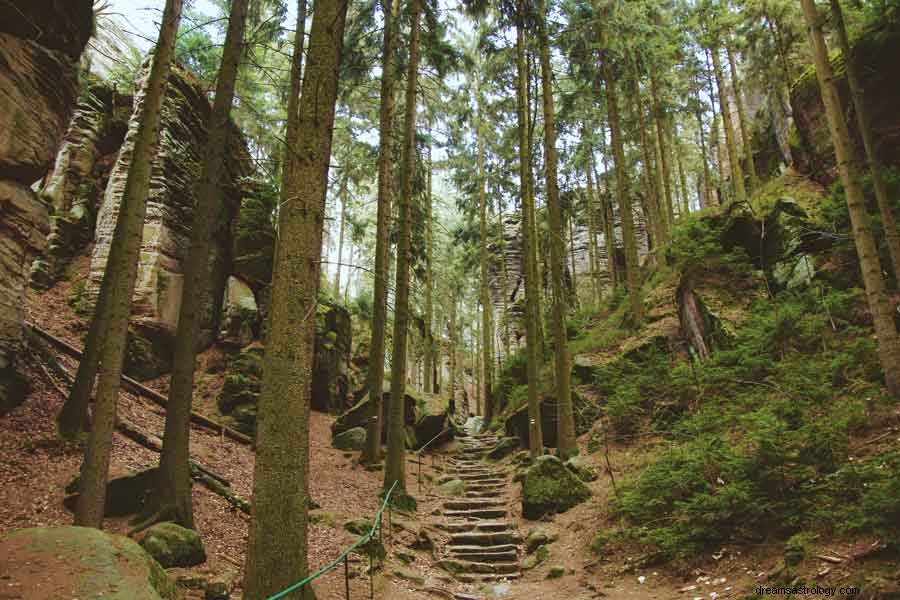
[
  {"x1": 0, "y1": 1, "x2": 92, "y2": 411},
  {"x1": 63, "y1": 467, "x2": 157, "y2": 517},
  {"x1": 138, "y1": 522, "x2": 206, "y2": 568},
  {"x1": 86, "y1": 64, "x2": 252, "y2": 374},
  {"x1": 331, "y1": 387, "x2": 417, "y2": 442},
  {"x1": 520, "y1": 455, "x2": 591, "y2": 520},
  {"x1": 0, "y1": 526, "x2": 177, "y2": 599},
  {"x1": 332, "y1": 426, "x2": 366, "y2": 451}
]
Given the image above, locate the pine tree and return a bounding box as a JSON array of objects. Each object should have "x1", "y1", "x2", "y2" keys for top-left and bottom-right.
[
  {"x1": 799, "y1": 0, "x2": 900, "y2": 398},
  {"x1": 74, "y1": 0, "x2": 183, "y2": 528},
  {"x1": 242, "y1": 0, "x2": 349, "y2": 595},
  {"x1": 363, "y1": 0, "x2": 401, "y2": 465},
  {"x1": 384, "y1": 0, "x2": 422, "y2": 505},
  {"x1": 146, "y1": 0, "x2": 249, "y2": 532},
  {"x1": 537, "y1": 0, "x2": 576, "y2": 459}
]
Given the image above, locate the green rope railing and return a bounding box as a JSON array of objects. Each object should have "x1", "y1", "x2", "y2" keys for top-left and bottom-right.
[{"x1": 267, "y1": 480, "x2": 399, "y2": 600}]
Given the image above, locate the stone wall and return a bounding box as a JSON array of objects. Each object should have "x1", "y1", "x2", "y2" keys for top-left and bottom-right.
[{"x1": 0, "y1": 0, "x2": 93, "y2": 409}]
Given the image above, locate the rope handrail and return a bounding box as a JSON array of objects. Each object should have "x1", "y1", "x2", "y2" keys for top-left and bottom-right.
[{"x1": 267, "y1": 480, "x2": 399, "y2": 600}]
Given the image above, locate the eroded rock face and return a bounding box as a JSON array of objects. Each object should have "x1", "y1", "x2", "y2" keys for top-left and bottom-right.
[
  {"x1": 31, "y1": 83, "x2": 131, "y2": 288},
  {"x1": 790, "y1": 17, "x2": 900, "y2": 184},
  {"x1": 0, "y1": 1, "x2": 92, "y2": 409},
  {"x1": 86, "y1": 64, "x2": 251, "y2": 371}
]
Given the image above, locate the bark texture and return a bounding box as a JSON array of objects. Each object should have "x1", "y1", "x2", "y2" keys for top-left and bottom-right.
[{"x1": 242, "y1": 0, "x2": 347, "y2": 596}]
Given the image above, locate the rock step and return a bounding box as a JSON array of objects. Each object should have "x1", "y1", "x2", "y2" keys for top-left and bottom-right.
[
  {"x1": 449, "y1": 548, "x2": 518, "y2": 563},
  {"x1": 465, "y1": 491, "x2": 503, "y2": 499},
  {"x1": 455, "y1": 572, "x2": 522, "y2": 583},
  {"x1": 437, "y1": 559, "x2": 520, "y2": 575},
  {"x1": 465, "y1": 482, "x2": 506, "y2": 490},
  {"x1": 443, "y1": 508, "x2": 507, "y2": 520},
  {"x1": 449, "y1": 531, "x2": 520, "y2": 546},
  {"x1": 438, "y1": 520, "x2": 513, "y2": 533},
  {"x1": 443, "y1": 499, "x2": 503, "y2": 510},
  {"x1": 457, "y1": 473, "x2": 502, "y2": 482}
]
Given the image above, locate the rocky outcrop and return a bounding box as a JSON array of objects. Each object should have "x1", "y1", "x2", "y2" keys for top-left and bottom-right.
[
  {"x1": 138, "y1": 522, "x2": 206, "y2": 568},
  {"x1": 31, "y1": 83, "x2": 131, "y2": 288},
  {"x1": 218, "y1": 275, "x2": 259, "y2": 347},
  {"x1": 312, "y1": 301, "x2": 353, "y2": 413},
  {"x1": 0, "y1": 1, "x2": 92, "y2": 410},
  {"x1": 487, "y1": 198, "x2": 650, "y2": 365},
  {"x1": 790, "y1": 14, "x2": 900, "y2": 184},
  {"x1": 86, "y1": 63, "x2": 252, "y2": 375},
  {"x1": 0, "y1": 526, "x2": 177, "y2": 599}
]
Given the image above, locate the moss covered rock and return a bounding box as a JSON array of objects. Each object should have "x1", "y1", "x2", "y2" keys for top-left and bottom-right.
[
  {"x1": 521, "y1": 455, "x2": 591, "y2": 520},
  {"x1": 332, "y1": 426, "x2": 366, "y2": 451},
  {"x1": 437, "y1": 478, "x2": 466, "y2": 497},
  {"x1": 0, "y1": 526, "x2": 177, "y2": 599},
  {"x1": 488, "y1": 436, "x2": 520, "y2": 460},
  {"x1": 344, "y1": 518, "x2": 374, "y2": 536},
  {"x1": 139, "y1": 522, "x2": 206, "y2": 568}
]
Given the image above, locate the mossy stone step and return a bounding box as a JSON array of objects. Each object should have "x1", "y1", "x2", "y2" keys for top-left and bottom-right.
[
  {"x1": 450, "y1": 531, "x2": 520, "y2": 546},
  {"x1": 437, "y1": 558, "x2": 520, "y2": 575},
  {"x1": 449, "y1": 546, "x2": 518, "y2": 563},
  {"x1": 438, "y1": 520, "x2": 513, "y2": 533},
  {"x1": 455, "y1": 571, "x2": 522, "y2": 583},
  {"x1": 443, "y1": 508, "x2": 507, "y2": 519},
  {"x1": 443, "y1": 499, "x2": 504, "y2": 511}
]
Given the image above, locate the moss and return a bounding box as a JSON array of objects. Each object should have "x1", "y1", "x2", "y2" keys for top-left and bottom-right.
[{"x1": 521, "y1": 456, "x2": 591, "y2": 520}]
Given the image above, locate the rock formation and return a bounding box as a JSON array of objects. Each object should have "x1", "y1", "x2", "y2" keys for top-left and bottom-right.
[
  {"x1": 85, "y1": 63, "x2": 252, "y2": 377},
  {"x1": 0, "y1": 0, "x2": 93, "y2": 410}
]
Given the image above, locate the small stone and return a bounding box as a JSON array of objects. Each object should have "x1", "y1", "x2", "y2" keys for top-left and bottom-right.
[
  {"x1": 332, "y1": 427, "x2": 367, "y2": 451},
  {"x1": 436, "y1": 478, "x2": 466, "y2": 497},
  {"x1": 547, "y1": 566, "x2": 565, "y2": 579},
  {"x1": 525, "y1": 528, "x2": 558, "y2": 553},
  {"x1": 343, "y1": 518, "x2": 373, "y2": 536}
]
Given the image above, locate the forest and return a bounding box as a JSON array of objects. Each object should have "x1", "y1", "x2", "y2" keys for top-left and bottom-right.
[{"x1": 0, "y1": 0, "x2": 899, "y2": 598}]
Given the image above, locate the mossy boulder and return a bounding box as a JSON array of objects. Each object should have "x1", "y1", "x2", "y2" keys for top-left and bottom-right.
[
  {"x1": 565, "y1": 455, "x2": 599, "y2": 482},
  {"x1": 525, "y1": 528, "x2": 558, "y2": 553},
  {"x1": 344, "y1": 518, "x2": 374, "y2": 536},
  {"x1": 505, "y1": 391, "x2": 598, "y2": 449},
  {"x1": 217, "y1": 346, "x2": 263, "y2": 435},
  {"x1": 521, "y1": 455, "x2": 591, "y2": 520},
  {"x1": 332, "y1": 426, "x2": 366, "y2": 451},
  {"x1": 139, "y1": 522, "x2": 206, "y2": 568},
  {"x1": 522, "y1": 544, "x2": 548, "y2": 570},
  {"x1": 123, "y1": 327, "x2": 172, "y2": 381},
  {"x1": 0, "y1": 526, "x2": 177, "y2": 599},
  {"x1": 437, "y1": 478, "x2": 466, "y2": 497}
]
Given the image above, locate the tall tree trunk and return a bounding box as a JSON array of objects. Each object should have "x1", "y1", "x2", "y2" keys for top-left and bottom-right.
[
  {"x1": 674, "y1": 122, "x2": 691, "y2": 215},
  {"x1": 363, "y1": 0, "x2": 400, "y2": 465},
  {"x1": 424, "y1": 148, "x2": 435, "y2": 394},
  {"x1": 600, "y1": 34, "x2": 643, "y2": 326},
  {"x1": 726, "y1": 44, "x2": 758, "y2": 193},
  {"x1": 649, "y1": 65, "x2": 674, "y2": 233},
  {"x1": 477, "y1": 104, "x2": 495, "y2": 424},
  {"x1": 628, "y1": 60, "x2": 664, "y2": 254},
  {"x1": 538, "y1": 0, "x2": 576, "y2": 458},
  {"x1": 584, "y1": 136, "x2": 601, "y2": 305},
  {"x1": 597, "y1": 124, "x2": 618, "y2": 289},
  {"x1": 800, "y1": 0, "x2": 900, "y2": 397},
  {"x1": 710, "y1": 44, "x2": 747, "y2": 204},
  {"x1": 384, "y1": 0, "x2": 421, "y2": 503},
  {"x1": 333, "y1": 179, "x2": 347, "y2": 295},
  {"x1": 497, "y1": 206, "x2": 511, "y2": 360},
  {"x1": 74, "y1": 0, "x2": 183, "y2": 528},
  {"x1": 242, "y1": 0, "x2": 348, "y2": 595},
  {"x1": 449, "y1": 298, "x2": 457, "y2": 413},
  {"x1": 568, "y1": 207, "x2": 579, "y2": 308},
  {"x1": 830, "y1": 0, "x2": 900, "y2": 285},
  {"x1": 696, "y1": 106, "x2": 713, "y2": 208},
  {"x1": 154, "y1": 0, "x2": 249, "y2": 530},
  {"x1": 516, "y1": 6, "x2": 544, "y2": 457}
]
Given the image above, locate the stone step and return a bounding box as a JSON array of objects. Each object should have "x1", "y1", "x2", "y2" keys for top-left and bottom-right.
[
  {"x1": 457, "y1": 473, "x2": 502, "y2": 482},
  {"x1": 455, "y1": 571, "x2": 522, "y2": 583},
  {"x1": 443, "y1": 499, "x2": 503, "y2": 511},
  {"x1": 443, "y1": 508, "x2": 507, "y2": 520},
  {"x1": 450, "y1": 531, "x2": 520, "y2": 546},
  {"x1": 449, "y1": 547, "x2": 518, "y2": 563},
  {"x1": 438, "y1": 520, "x2": 513, "y2": 534},
  {"x1": 465, "y1": 490, "x2": 503, "y2": 499},
  {"x1": 438, "y1": 559, "x2": 520, "y2": 575},
  {"x1": 465, "y1": 482, "x2": 506, "y2": 490}
]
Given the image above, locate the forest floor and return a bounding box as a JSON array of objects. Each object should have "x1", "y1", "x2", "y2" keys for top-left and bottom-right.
[{"x1": 5, "y1": 251, "x2": 898, "y2": 600}]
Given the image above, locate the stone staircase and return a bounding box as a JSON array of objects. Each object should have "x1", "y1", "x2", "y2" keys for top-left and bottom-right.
[{"x1": 433, "y1": 433, "x2": 521, "y2": 584}]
